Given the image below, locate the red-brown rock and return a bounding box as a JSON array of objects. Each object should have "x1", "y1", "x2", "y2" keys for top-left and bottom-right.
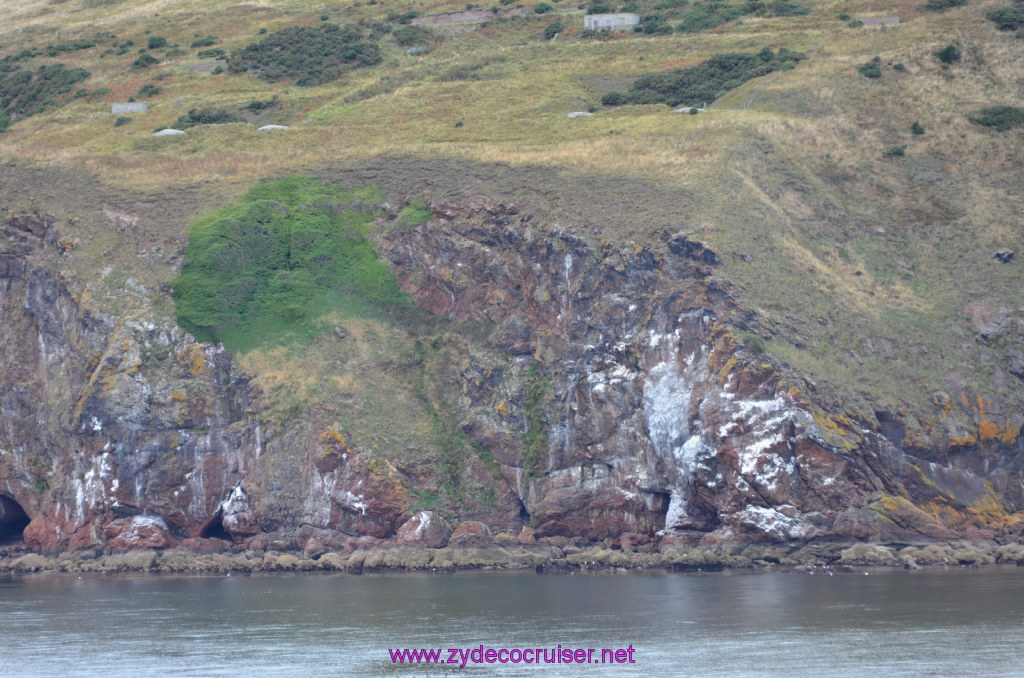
[
  {"x1": 105, "y1": 516, "x2": 176, "y2": 551},
  {"x1": 449, "y1": 520, "x2": 494, "y2": 547}
]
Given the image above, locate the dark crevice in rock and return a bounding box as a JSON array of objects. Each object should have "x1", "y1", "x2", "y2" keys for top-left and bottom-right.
[
  {"x1": 0, "y1": 495, "x2": 30, "y2": 544},
  {"x1": 200, "y1": 511, "x2": 231, "y2": 541}
]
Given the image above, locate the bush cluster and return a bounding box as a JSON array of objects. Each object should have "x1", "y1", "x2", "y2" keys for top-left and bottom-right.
[
  {"x1": 924, "y1": 0, "x2": 968, "y2": 11},
  {"x1": 674, "y1": 1, "x2": 808, "y2": 34},
  {"x1": 602, "y1": 47, "x2": 805, "y2": 107},
  {"x1": 133, "y1": 53, "x2": 159, "y2": 69},
  {"x1": 936, "y1": 44, "x2": 961, "y2": 63},
  {"x1": 0, "y1": 63, "x2": 90, "y2": 128},
  {"x1": 228, "y1": 24, "x2": 382, "y2": 86},
  {"x1": 242, "y1": 95, "x2": 279, "y2": 111},
  {"x1": 172, "y1": 107, "x2": 245, "y2": 129},
  {"x1": 137, "y1": 83, "x2": 161, "y2": 97},
  {"x1": 969, "y1": 105, "x2": 1024, "y2": 131},
  {"x1": 859, "y1": 61, "x2": 882, "y2": 78},
  {"x1": 45, "y1": 39, "x2": 97, "y2": 57},
  {"x1": 987, "y1": 4, "x2": 1024, "y2": 31},
  {"x1": 392, "y1": 25, "x2": 435, "y2": 47}
]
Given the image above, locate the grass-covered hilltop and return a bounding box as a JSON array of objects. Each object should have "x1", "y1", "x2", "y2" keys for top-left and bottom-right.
[{"x1": 2, "y1": 0, "x2": 1024, "y2": 559}]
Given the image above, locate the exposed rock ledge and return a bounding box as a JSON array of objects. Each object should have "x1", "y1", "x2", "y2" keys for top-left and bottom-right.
[{"x1": 2, "y1": 539, "x2": 1023, "y2": 575}]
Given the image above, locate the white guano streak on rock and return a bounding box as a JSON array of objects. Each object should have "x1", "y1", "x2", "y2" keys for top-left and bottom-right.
[
  {"x1": 307, "y1": 470, "x2": 336, "y2": 528},
  {"x1": 642, "y1": 360, "x2": 693, "y2": 464},
  {"x1": 736, "y1": 505, "x2": 810, "y2": 540}
]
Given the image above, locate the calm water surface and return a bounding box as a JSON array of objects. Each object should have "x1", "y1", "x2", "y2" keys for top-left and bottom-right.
[{"x1": 2, "y1": 567, "x2": 1023, "y2": 677}]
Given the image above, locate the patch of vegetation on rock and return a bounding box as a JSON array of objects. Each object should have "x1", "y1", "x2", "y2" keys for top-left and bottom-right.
[
  {"x1": 228, "y1": 23, "x2": 382, "y2": 86},
  {"x1": 397, "y1": 196, "x2": 433, "y2": 225},
  {"x1": 173, "y1": 177, "x2": 406, "y2": 351}
]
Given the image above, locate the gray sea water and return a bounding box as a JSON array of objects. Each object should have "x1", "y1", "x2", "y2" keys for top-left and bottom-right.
[{"x1": 1, "y1": 567, "x2": 1023, "y2": 677}]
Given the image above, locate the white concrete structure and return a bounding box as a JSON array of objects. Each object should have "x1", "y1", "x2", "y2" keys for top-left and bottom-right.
[
  {"x1": 860, "y1": 16, "x2": 900, "y2": 26},
  {"x1": 112, "y1": 102, "x2": 148, "y2": 114},
  {"x1": 584, "y1": 13, "x2": 640, "y2": 31}
]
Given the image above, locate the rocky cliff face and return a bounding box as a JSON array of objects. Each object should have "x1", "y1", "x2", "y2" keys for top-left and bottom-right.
[
  {"x1": 374, "y1": 202, "x2": 1024, "y2": 546},
  {"x1": 2, "y1": 206, "x2": 1023, "y2": 555},
  {"x1": 1, "y1": 213, "x2": 260, "y2": 551}
]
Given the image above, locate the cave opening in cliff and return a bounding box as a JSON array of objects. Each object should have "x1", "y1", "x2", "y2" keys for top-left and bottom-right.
[
  {"x1": 0, "y1": 494, "x2": 30, "y2": 544},
  {"x1": 200, "y1": 512, "x2": 232, "y2": 541}
]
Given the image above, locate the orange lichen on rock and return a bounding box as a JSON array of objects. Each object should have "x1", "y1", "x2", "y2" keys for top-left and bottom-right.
[{"x1": 923, "y1": 488, "x2": 1024, "y2": 529}]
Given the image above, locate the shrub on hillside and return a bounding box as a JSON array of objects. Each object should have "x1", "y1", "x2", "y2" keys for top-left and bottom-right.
[
  {"x1": 0, "y1": 63, "x2": 90, "y2": 125},
  {"x1": 392, "y1": 25, "x2": 435, "y2": 47},
  {"x1": 968, "y1": 105, "x2": 1024, "y2": 131},
  {"x1": 544, "y1": 20, "x2": 563, "y2": 39},
  {"x1": 133, "y1": 53, "x2": 159, "y2": 68},
  {"x1": 173, "y1": 107, "x2": 245, "y2": 129},
  {"x1": 191, "y1": 36, "x2": 217, "y2": 48},
  {"x1": 767, "y1": 0, "x2": 809, "y2": 16},
  {"x1": 924, "y1": 0, "x2": 968, "y2": 10},
  {"x1": 601, "y1": 48, "x2": 806, "y2": 108},
  {"x1": 637, "y1": 13, "x2": 675, "y2": 34},
  {"x1": 936, "y1": 44, "x2": 961, "y2": 63},
  {"x1": 242, "y1": 95, "x2": 279, "y2": 111},
  {"x1": 147, "y1": 36, "x2": 168, "y2": 49},
  {"x1": 535, "y1": 2, "x2": 554, "y2": 12},
  {"x1": 676, "y1": 1, "x2": 751, "y2": 32},
  {"x1": 859, "y1": 61, "x2": 882, "y2": 78},
  {"x1": 228, "y1": 24, "x2": 381, "y2": 86},
  {"x1": 987, "y1": 5, "x2": 1024, "y2": 31},
  {"x1": 137, "y1": 83, "x2": 161, "y2": 97},
  {"x1": 45, "y1": 39, "x2": 96, "y2": 57}
]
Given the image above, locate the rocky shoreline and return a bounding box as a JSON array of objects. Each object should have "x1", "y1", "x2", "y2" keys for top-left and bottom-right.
[{"x1": 3, "y1": 540, "x2": 1024, "y2": 576}]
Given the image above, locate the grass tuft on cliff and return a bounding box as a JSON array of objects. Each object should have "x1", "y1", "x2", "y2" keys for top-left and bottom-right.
[{"x1": 172, "y1": 176, "x2": 407, "y2": 352}]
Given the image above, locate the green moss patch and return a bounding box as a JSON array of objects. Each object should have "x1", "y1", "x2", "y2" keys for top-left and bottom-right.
[{"x1": 172, "y1": 176, "x2": 407, "y2": 352}]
